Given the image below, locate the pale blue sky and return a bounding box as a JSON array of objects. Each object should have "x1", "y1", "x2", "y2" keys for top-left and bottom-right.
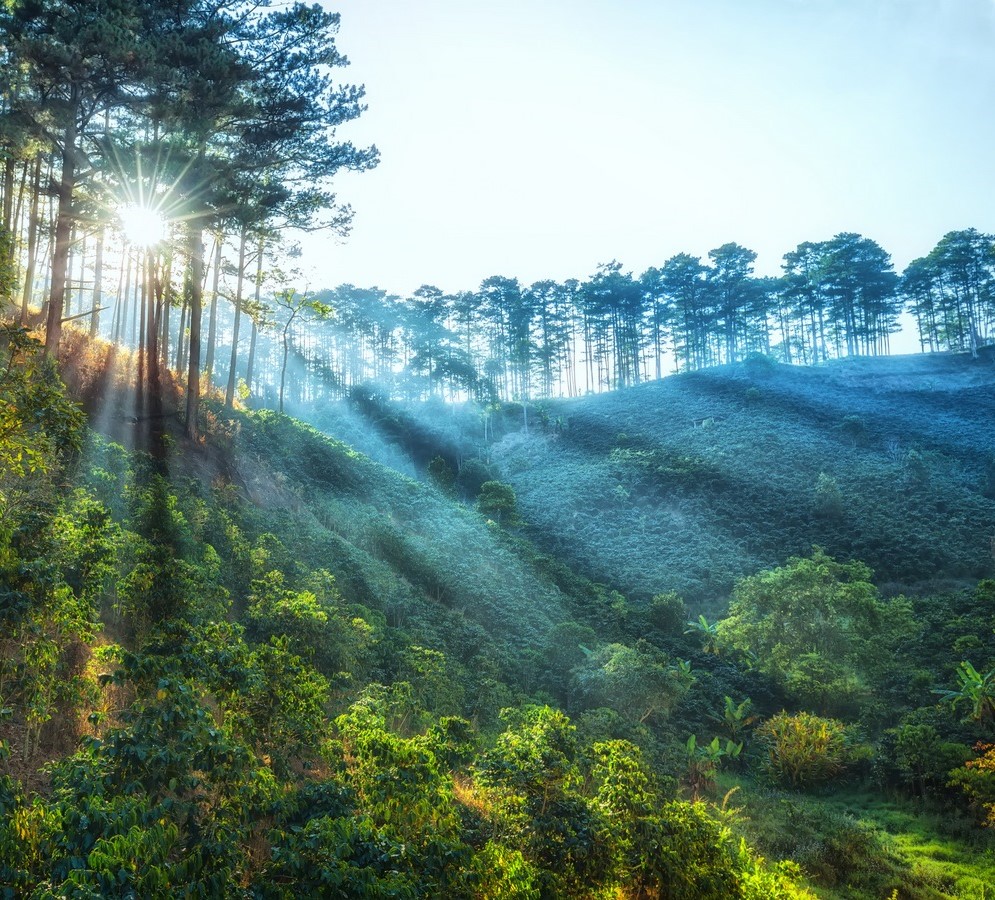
[{"x1": 306, "y1": 0, "x2": 995, "y2": 309}]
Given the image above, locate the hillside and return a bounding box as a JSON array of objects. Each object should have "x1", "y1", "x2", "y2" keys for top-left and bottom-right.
[
  {"x1": 480, "y1": 352, "x2": 995, "y2": 606},
  {"x1": 3, "y1": 0, "x2": 994, "y2": 894},
  {"x1": 57, "y1": 335, "x2": 573, "y2": 672},
  {"x1": 5, "y1": 330, "x2": 995, "y2": 898}
]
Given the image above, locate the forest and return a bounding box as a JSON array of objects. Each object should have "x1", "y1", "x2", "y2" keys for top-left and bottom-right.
[{"x1": 2, "y1": 0, "x2": 995, "y2": 898}]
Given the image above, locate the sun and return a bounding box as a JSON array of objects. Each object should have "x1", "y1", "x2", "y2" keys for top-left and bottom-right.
[{"x1": 118, "y1": 204, "x2": 168, "y2": 247}]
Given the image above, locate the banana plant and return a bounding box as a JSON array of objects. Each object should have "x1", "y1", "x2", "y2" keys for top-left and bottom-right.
[
  {"x1": 934, "y1": 661, "x2": 995, "y2": 724},
  {"x1": 685, "y1": 615, "x2": 722, "y2": 654},
  {"x1": 709, "y1": 695, "x2": 758, "y2": 743},
  {"x1": 684, "y1": 734, "x2": 743, "y2": 798}
]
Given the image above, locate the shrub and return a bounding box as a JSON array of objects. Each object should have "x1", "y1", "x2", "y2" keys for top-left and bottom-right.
[
  {"x1": 649, "y1": 800, "x2": 744, "y2": 899},
  {"x1": 889, "y1": 724, "x2": 972, "y2": 799},
  {"x1": 648, "y1": 592, "x2": 688, "y2": 635},
  {"x1": 717, "y1": 550, "x2": 914, "y2": 717},
  {"x1": 743, "y1": 351, "x2": 777, "y2": 373},
  {"x1": 813, "y1": 472, "x2": 843, "y2": 521},
  {"x1": 260, "y1": 815, "x2": 420, "y2": 898},
  {"x1": 477, "y1": 481, "x2": 522, "y2": 527},
  {"x1": 427, "y1": 455, "x2": 457, "y2": 496},
  {"x1": 756, "y1": 711, "x2": 858, "y2": 789},
  {"x1": 949, "y1": 743, "x2": 995, "y2": 827},
  {"x1": 571, "y1": 641, "x2": 694, "y2": 725},
  {"x1": 456, "y1": 458, "x2": 494, "y2": 499},
  {"x1": 839, "y1": 415, "x2": 866, "y2": 445}
]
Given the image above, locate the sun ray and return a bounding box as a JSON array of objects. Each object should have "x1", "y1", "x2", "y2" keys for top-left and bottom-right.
[{"x1": 118, "y1": 203, "x2": 168, "y2": 248}]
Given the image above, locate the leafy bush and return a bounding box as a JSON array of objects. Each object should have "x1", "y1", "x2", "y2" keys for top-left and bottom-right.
[
  {"x1": 647, "y1": 591, "x2": 689, "y2": 635},
  {"x1": 571, "y1": 640, "x2": 693, "y2": 725},
  {"x1": 756, "y1": 711, "x2": 859, "y2": 788},
  {"x1": 885, "y1": 724, "x2": 972, "y2": 799},
  {"x1": 949, "y1": 743, "x2": 995, "y2": 827},
  {"x1": 261, "y1": 815, "x2": 420, "y2": 899},
  {"x1": 427, "y1": 454, "x2": 457, "y2": 495},
  {"x1": 718, "y1": 549, "x2": 914, "y2": 717},
  {"x1": 477, "y1": 480, "x2": 521, "y2": 527}
]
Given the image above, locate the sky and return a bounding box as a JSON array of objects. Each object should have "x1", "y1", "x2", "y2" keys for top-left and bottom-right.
[{"x1": 304, "y1": 0, "x2": 995, "y2": 310}]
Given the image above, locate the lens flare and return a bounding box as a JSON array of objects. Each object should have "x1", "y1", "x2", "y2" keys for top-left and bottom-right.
[{"x1": 119, "y1": 204, "x2": 168, "y2": 247}]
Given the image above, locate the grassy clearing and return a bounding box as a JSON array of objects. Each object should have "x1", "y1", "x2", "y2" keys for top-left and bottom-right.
[
  {"x1": 722, "y1": 775, "x2": 995, "y2": 900},
  {"x1": 817, "y1": 792, "x2": 995, "y2": 900}
]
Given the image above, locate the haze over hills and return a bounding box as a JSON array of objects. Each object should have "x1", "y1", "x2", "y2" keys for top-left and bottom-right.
[
  {"x1": 294, "y1": 349, "x2": 995, "y2": 608},
  {"x1": 491, "y1": 351, "x2": 995, "y2": 605}
]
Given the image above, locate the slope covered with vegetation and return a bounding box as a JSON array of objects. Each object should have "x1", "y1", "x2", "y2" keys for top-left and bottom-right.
[
  {"x1": 0, "y1": 328, "x2": 809, "y2": 897},
  {"x1": 488, "y1": 351, "x2": 995, "y2": 606},
  {"x1": 2, "y1": 0, "x2": 994, "y2": 895},
  {"x1": 3, "y1": 327, "x2": 995, "y2": 897}
]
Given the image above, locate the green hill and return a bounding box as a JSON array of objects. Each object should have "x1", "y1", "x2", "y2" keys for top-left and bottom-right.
[
  {"x1": 483, "y1": 352, "x2": 995, "y2": 607},
  {"x1": 5, "y1": 330, "x2": 995, "y2": 898}
]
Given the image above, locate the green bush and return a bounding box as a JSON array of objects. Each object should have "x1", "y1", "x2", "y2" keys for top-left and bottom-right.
[
  {"x1": 647, "y1": 591, "x2": 689, "y2": 635},
  {"x1": 427, "y1": 454, "x2": 457, "y2": 496},
  {"x1": 887, "y1": 724, "x2": 972, "y2": 799},
  {"x1": 718, "y1": 549, "x2": 914, "y2": 718},
  {"x1": 948, "y1": 743, "x2": 995, "y2": 827},
  {"x1": 477, "y1": 480, "x2": 522, "y2": 527},
  {"x1": 757, "y1": 711, "x2": 859, "y2": 789}
]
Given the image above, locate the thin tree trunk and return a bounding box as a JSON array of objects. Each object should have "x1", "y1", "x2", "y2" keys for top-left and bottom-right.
[
  {"x1": 110, "y1": 256, "x2": 124, "y2": 344},
  {"x1": 244, "y1": 238, "x2": 264, "y2": 397},
  {"x1": 280, "y1": 323, "x2": 291, "y2": 414},
  {"x1": 159, "y1": 251, "x2": 173, "y2": 373},
  {"x1": 12, "y1": 159, "x2": 28, "y2": 242},
  {"x1": 20, "y1": 156, "x2": 42, "y2": 324},
  {"x1": 136, "y1": 250, "x2": 147, "y2": 418},
  {"x1": 2, "y1": 156, "x2": 13, "y2": 235},
  {"x1": 204, "y1": 235, "x2": 222, "y2": 377},
  {"x1": 175, "y1": 298, "x2": 188, "y2": 374},
  {"x1": 146, "y1": 253, "x2": 165, "y2": 457},
  {"x1": 184, "y1": 222, "x2": 204, "y2": 441},
  {"x1": 225, "y1": 227, "x2": 248, "y2": 407},
  {"x1": 74, "y1": 229, "x2": 86, "y2": 319},
  {"x1": 130, "y1": 250, "x2": 140, "y2": 347},
  {"x1": 117, "y1": 251, "x2": 132, "y2": 344},
  {"x1": 0, "y1": 157, "x2": 14, "y2": 311},
  {"x1": 45, "y1": 110, "x2": 78, "y2": 355},
  {"x1": 89, "y1": 224, "x2": 104, "y2": 338}
]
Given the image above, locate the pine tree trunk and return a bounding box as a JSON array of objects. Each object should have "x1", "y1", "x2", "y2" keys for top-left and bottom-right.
[
  {"x1": 175, "y1": 298, "x2": 188, "y2": 373},
  {"x1": 20, "y1": 156, "x2": 42, "y2": 325},
  {"x1": 204, "y1": 235, "x2": 222, "y2": 377},
  {"x1": 136, "y1": 251, "x2": 148, "y2": 418},
  {"x1": 244, "y1": 238, "x2": 264, "y2": 397},
  {"x1": 74, "y1": 229, "x2": 86, "y2": 319},
  {"x1": 146, "y1": 253, "x2": 165, "y2": 458},
  {"x1": 185, "y1": 222, "x2": 204, "y2": 441},
  {"x1": 89, "y1": 225, "x2": 104, "y2": 338},
  {"x1": 11, "y1": 159, "x2": 28, "y2": 249},
  {"x1": 157, "y1": 250, "x2": 173, "y2": 373},
  {"x1": 280, "y1": 323, "x2": 291, "y2": 413},
  {"x1": 45, "y1": 110, "x2": 78, "y2": 355},
  {"x1": 117, "y1": 251, "x2": 132, "y2": 344},
  {"x1": 225, "y1": 227, "x2": 248, "y2": 407},
  {"x1": 2, "y1": 156, "x2": 13, "y2": 235}
]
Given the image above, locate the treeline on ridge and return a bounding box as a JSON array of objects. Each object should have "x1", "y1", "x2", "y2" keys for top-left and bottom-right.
[
  {"x1": 1, "y1": 0, "x2": 994, "y2": 425},
  {"x1": 304, "y1": 228, "x2": 995, "y2": 405}
]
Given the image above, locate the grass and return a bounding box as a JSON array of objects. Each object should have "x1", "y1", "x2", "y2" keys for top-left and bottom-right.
[
  {"x1": 721, "y1": 774, "x2": 995, "y2": 900},
  {"x1": 817, "y1": 791, "x2": 995, "y2": 900}
]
